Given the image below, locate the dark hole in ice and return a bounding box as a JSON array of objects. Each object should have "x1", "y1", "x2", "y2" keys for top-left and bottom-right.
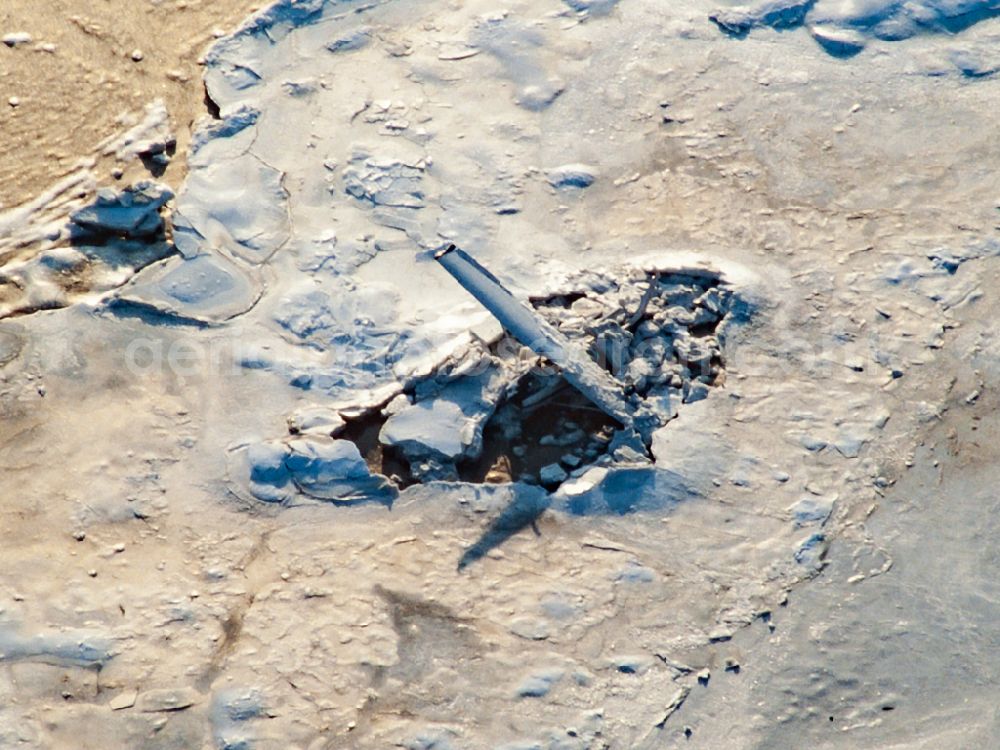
[
  {"x1": 330, "y1": 268, "x2": 734, "y2": 492},
  {"x1": 322, "y1": 371, "x2": 621, "y2": 491},
  {"x1": 527, "y1": 291, "x2": 588, "y2": 308},
  {"x1": 457, "y1": 371, "x2": 620, "y2": 487},
  {"x1": 334, "y1": 409, "x2": 414, "y2": 488},
  {"x1": 204, "y1": 84, "x2": 222, "y2": 120}
]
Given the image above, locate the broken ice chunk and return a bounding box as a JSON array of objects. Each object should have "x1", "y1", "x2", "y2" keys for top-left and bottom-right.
[
  {"x1": 516, "y1": 668, "x2": 565, "y2": 698},
  {"x1": 562, "y1": 0, "x2": 620, "y2": 16},
  {"x1": 616, "y1": 561, "x2": 655, "y2": 583},
  {"x1": 569, "y1": 296, "x2": 608, "y2": 319},
  {"x1": 248, "y1": 441, "x2": 294, "y2": 503},
  {"x1": 609, "y1": 428, "x2": 647, "y2": 462},
  {"x1": 709, "y1": 1, "x2": 813, "y2": 36},
  {"x1": 808, "y1": 24, "x2": 865, "y2": 57},
  {"x1": 101, "y1": 99, "x2": 176, "y2": 166},
  {"x1": 380, "y1": 367, "x2": 512, "y2": 476},
  {"x1": 2, "y1": 32, "x2": 32, "y2": 47},
  {"x1": 625, "y1": 357, "x2": 656, "y2": 391},
  {"x1": 644, "y1": 389, "x2": 681, "y2": 422},
  {"x1": 247, "y1": 437, "x2": 395, "y2": 504},
  {"x1": 695, "y1": 286, "x2": 725, "y2": 315},
  {"x1": 287, "y1": 406, "x2": 346, "y2": 436},
  {"x1": 381, "y1": 393, "x2": 412, "y2": 417},
  {"x1": 539, "y1": 463, "x2": 569, "y2": 486},
  {"x1": 794, "y1": 532, "x2": 827, "y2": 568},
  {"x1": 510, "y1": 617, "x2": 551, "y2": 640},
  {"x1": 516, "y1": 79, "x2": 566, "y2": 110},
  {"x1": 948, "y1": 48, "x2": 1000, "y2": 78},
  {"x1": 673, "y1": 331, "x2": 716, "y2": 373},
  {"x1": 326, "y1": 26, "x2": 371, "y2": 53},
  {"x1": 683, "y1": 381, "x2": 710, "y2": 404},
  {"x1": 832, "y1": 425, "x2": 868, "y2": 458},
  {"x1": 342, "y1": 152, "x2": 426, "y2": 208},
  {"x1": 788, "y1": 495, "x2": 835, "y2": 527},
  {"x1": 380, "y1": 399, "x2": 469, "y2": 462},
  {"x1": 282, "y1": 78, "x2": 318, "y2": 97},
  {"x1": 138, "y1": 688, "x2": 199, "y2": 713},
  {"x1": 546, "y1": 164, "x2": 597, "y2": 189},
  {"x1": 211, "y1": 687, "x2": 265, "y2": 750},
  {"x1": 284, "y1": 437, "x2": 396, "y2": 502},
  {"x1": 212, "y1": 687, "x2": 265, "y2": 723},
  {"x1": 70, "y1": 182, "x2": 173, "y2": 240},
  {"x1": 0, "y1": 626, "x2": 116, "y2": 668}
]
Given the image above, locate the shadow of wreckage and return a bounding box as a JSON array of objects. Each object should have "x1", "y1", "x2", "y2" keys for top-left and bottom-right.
[
  {"x1": 399, "y1": 468, "x2": 698, "y2": 572},
  {"x1": 455, "y1": 468, "x2": 697, "y2": 570}
]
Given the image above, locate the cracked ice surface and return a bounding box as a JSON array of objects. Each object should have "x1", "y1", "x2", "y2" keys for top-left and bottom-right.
[
  {"x1": 105, "y1": 0, "x2": 1000, "y2": 744},
  {"x1": 4, "y1": 0, "x2": 1000, "y2": 747},
  {"x1": 107, "y1": 0, "x2": 997, "y2": 741}
]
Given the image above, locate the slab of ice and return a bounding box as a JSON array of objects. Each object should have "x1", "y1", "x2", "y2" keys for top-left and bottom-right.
[
  {"x1": 711, "y1": 0, "x2": 1000, "y2": 53},
  {"x1": 562, "y1": 0, "x2": 621, "y2": 16},
  {"x1": 115, "y1": 252, "x2": 261, "y2": 323},
  {"x1": 172, "y1": 149, "x2": 289, "y2": 264},
  {"x1": 0, "y1": 626, "x2": 116, "y2": 668},
  {"x1": 794, "y1": 532, "x2": 828, "y2": 568},
  {"x1": 380, "y1": 366, "x2": 513, "y2": 476},
  {"x1": 381, "y1": 399, "x2": 468, "y2": 460},
  {"x1": 2, "y1": 32, "x2": 32, "y2": 47},
  {"x1": 546, "y1": 164, "x2": 597, "y2": 189},
  {"x1": 70, "y1": 182, "x2": 173, "y2": 240},
  {"x1": 247, "y1": 437, "x2": 396, "y2": 504}
]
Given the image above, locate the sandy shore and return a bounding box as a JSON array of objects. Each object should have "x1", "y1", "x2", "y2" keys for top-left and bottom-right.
[{"x1": 0, "y1": 0, "x2": 261, "y2": 209}]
